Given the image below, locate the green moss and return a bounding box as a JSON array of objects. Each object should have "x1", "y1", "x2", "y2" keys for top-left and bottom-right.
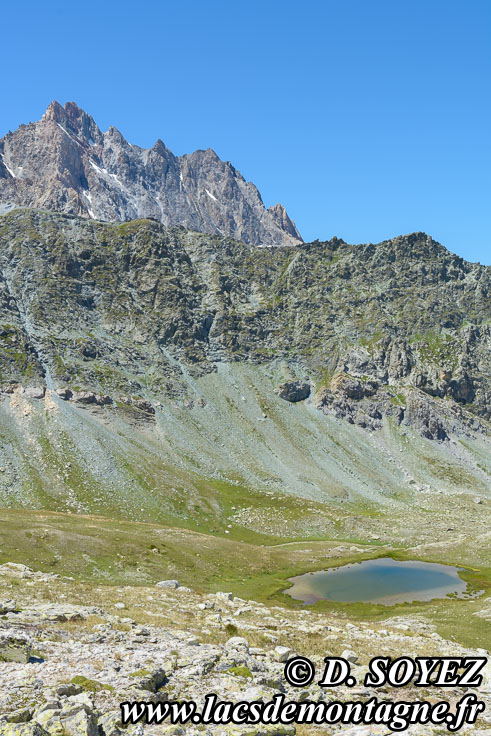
[
  {"x1": 389, "y1": 392, "x2": 406, "y2": 407},
  {"x1": 129, "y1": 669, "x2": 152, "y2": 678},
  {"x1": 71, "y1": 675, "x2": 114, "y2": 692},
  {"x1": 228, "y1": 666, "x2": 252, "y2": 679},
  {"x1": 359, "y1": 329, "x2": 383, "y2": 348},
  {"x1": 314, "y1": 369, "x2": 334, "y2": 392}
]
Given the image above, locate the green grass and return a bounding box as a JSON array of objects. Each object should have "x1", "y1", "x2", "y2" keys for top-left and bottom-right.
[{"x1": 0, "y1": 506, "x2": 489, "y2": 650}]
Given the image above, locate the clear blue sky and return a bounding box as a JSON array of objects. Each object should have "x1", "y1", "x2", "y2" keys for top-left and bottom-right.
[{"x1": 2, "y1": 0, "x2": 490, "y2": 263}]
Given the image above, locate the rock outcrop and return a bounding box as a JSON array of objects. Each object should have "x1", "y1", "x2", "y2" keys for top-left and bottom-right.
[
  {"x1": 274, "y1": 380, "x2": 311, "y2": 402},
  {"x1": 0, "y1": 210, "x2": 488, "y2": 434}
]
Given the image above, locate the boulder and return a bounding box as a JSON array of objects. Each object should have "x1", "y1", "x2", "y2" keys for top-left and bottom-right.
[
  {"x1": 156, "y1": 580, "x2": 179, "y2": 589},
  {"x1": 55, "y1": 683, "x2": 83, "y2": 697},
  {"x1": 273, "y1": 645, "x2": 291, "y2": 663},
  {"x1": 97, "y1": 713, "x2": 123, "y2": 736},
  {"x1": 341, "y1": 648, "x2": 358, "y2": 663},
  {"x1": 4, "y1": 710, "x2": 32, "y2": 725},
  {"x1": 215, "y1": 591, "x2": 234, "y2": 601},
  {"x1": 131, "y1": 668, "x2": 167, "y2": 692},
  {"x1": 34, "y1": 710, "x2": 63, "y2": 736},
  {"x1": 55, "y1": 388, "x2": 72, "y2": 400},
  {"x1": 0, "y1": 635, "x2": 32, "y2": 663},
  {"x1": 0, "y1": 725, "x2": 50, "y2": 736},
  {"x1": 225, "y1": 636, "x2": 250, "y2": 651},
  {"x1": 274, "y1": 380, "x2": 310, "y2": 403},
  {"x1": 22, "y1": 387, "x2": 45, "y2": 399},
  {"x1": 0, "y1": 600, "x2": 17, "y2": 615},
  {"x1": 60, "y1": 708, "x2": 98, "y2": 736}
]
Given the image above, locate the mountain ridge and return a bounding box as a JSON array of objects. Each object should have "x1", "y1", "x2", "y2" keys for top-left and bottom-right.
[
  {"x1": 0, "y1": 107, "x2": 489, "y2": 523},
  {"x1": 0, "y1": 101, "x2": 302, "y2": 246},
  {"x1": 0, "y1": 206, "x2": 488, "y2": 543}
]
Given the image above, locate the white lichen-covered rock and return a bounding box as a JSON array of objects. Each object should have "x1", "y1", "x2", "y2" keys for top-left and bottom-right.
[
  {"x1": 96, "y1": 712, "x2": 123, "y2": 736},
  {"x1": 225, "y1": 637, "x2": 250, "y2": 651},
  {"x1": 60, "y1": 708, "x2": 98, "y2": 736},
  {"x1": 341, "y1": 648, "x2": 358, "y2": 663},
  {"x1": 0, "y1": 726, "x2": 50, "y2": 736},
  {"x1": 0, "y1": 635, "x2": 31, "y2": 663},
  {"x1": 155, "y1": 580, "x2": 180, "y2": 589},
  {"x1": 0, "y1": 601, "x2": 17, "y2": 615},
  {"x1": 215, "y1": 592, "x2": 234, "y2": 601},
  {"x1": 273, "y1": 646, "x2": 291, "y2": 663}
]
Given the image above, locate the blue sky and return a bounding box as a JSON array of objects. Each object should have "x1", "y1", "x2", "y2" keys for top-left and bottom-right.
[{"x1": 2, "y1": 0, "x2": 490, "y2": 263}]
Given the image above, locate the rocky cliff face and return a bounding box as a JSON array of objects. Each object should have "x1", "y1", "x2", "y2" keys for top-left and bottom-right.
[
  {"x1": 0, "y1": 102, "x2": 302, "y2": 247},
  {"x1": 0, "y1": 209, "x2": 489, "y2": 430},
  {"x1": 0, "y1": 208, "x2": 489, "y2": 513}
]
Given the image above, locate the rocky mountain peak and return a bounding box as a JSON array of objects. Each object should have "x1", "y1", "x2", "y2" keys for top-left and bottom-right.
[
  {"x1": 152, "y1": 138, "x2": 170, "y2": 155},
  {"x1": 42, "y1": 100, "x2": 104, "y2": 145},
  {"x1": 42, "y1": 99, "x2": 65, "y2": 121},
  {"x1": 0, "y1": 102, "x2": 303, "y2": 246}
]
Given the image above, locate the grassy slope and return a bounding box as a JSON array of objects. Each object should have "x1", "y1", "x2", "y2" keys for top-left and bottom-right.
[
  {"x1": 1, "y1": 505, "x2": 489, "y2": 650},
  {"x1": 0, "y1": 362, "x2": 489, "y2": 653},
  {"x1": 1, "y1": 364, "x2": 488, "y2": 520}
]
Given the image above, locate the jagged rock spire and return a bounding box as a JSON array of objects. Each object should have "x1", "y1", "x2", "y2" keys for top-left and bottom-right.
[{"x1": 0, "y1": 102, "x2": 303, "y2": 246}]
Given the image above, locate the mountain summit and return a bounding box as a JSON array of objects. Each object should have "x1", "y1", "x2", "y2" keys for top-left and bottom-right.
[{"x1": 0, "y1": 101, "x2": 302, "y2": 246}]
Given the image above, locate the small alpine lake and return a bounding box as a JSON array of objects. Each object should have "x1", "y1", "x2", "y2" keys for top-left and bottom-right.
[{"x1": 284, "y1": 557, "x2": 469, "y2": 606}]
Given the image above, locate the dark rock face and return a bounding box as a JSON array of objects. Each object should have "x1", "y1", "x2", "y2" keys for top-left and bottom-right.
[
  {"x1": 72, "y1": 391, "x2": 112, "y2": 406},
  {"x1": 0, "y1": 211, "x2": 489, "y2": 442},
  {"x1": 0, "y1": 101, "x2": 302, "y2": 247},
  {"x1": 275, "y1": 380, "x2": 311, "y2": 402}
]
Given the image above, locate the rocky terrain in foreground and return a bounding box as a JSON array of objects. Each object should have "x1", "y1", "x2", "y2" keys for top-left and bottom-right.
[
  {"x1": 0, "y1": 102, "x2": 302, "y2": 247},
  {"x1": 0, "y1": 562, "x2": 490, "y2": 735}
]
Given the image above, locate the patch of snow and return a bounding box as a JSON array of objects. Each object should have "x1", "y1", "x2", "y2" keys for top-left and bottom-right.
[
  {"x1": 0, "y1": 203, "x2": 19, "y2": 215},
  {"x1": 1, "y1": 154, "x2": 16, "y2": 178},
  {"x1": 56, "y1": 123, "x2": 80, "y2": 146},
  {"x1": 82, "y1": 190, "x2": 96, "y2": 218},
  {"x1": 88, "y1": 161, "x2": 127, "y2": 191},
  {"x1": 205, "y1": 188, "x2": 218, "y2": 202},
  {"x1": 108, "y1": 172, "x2": 125, "y2": 187},
  {"x1": 88, "y1": 160, "x2": 107, "y2": 176}
]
